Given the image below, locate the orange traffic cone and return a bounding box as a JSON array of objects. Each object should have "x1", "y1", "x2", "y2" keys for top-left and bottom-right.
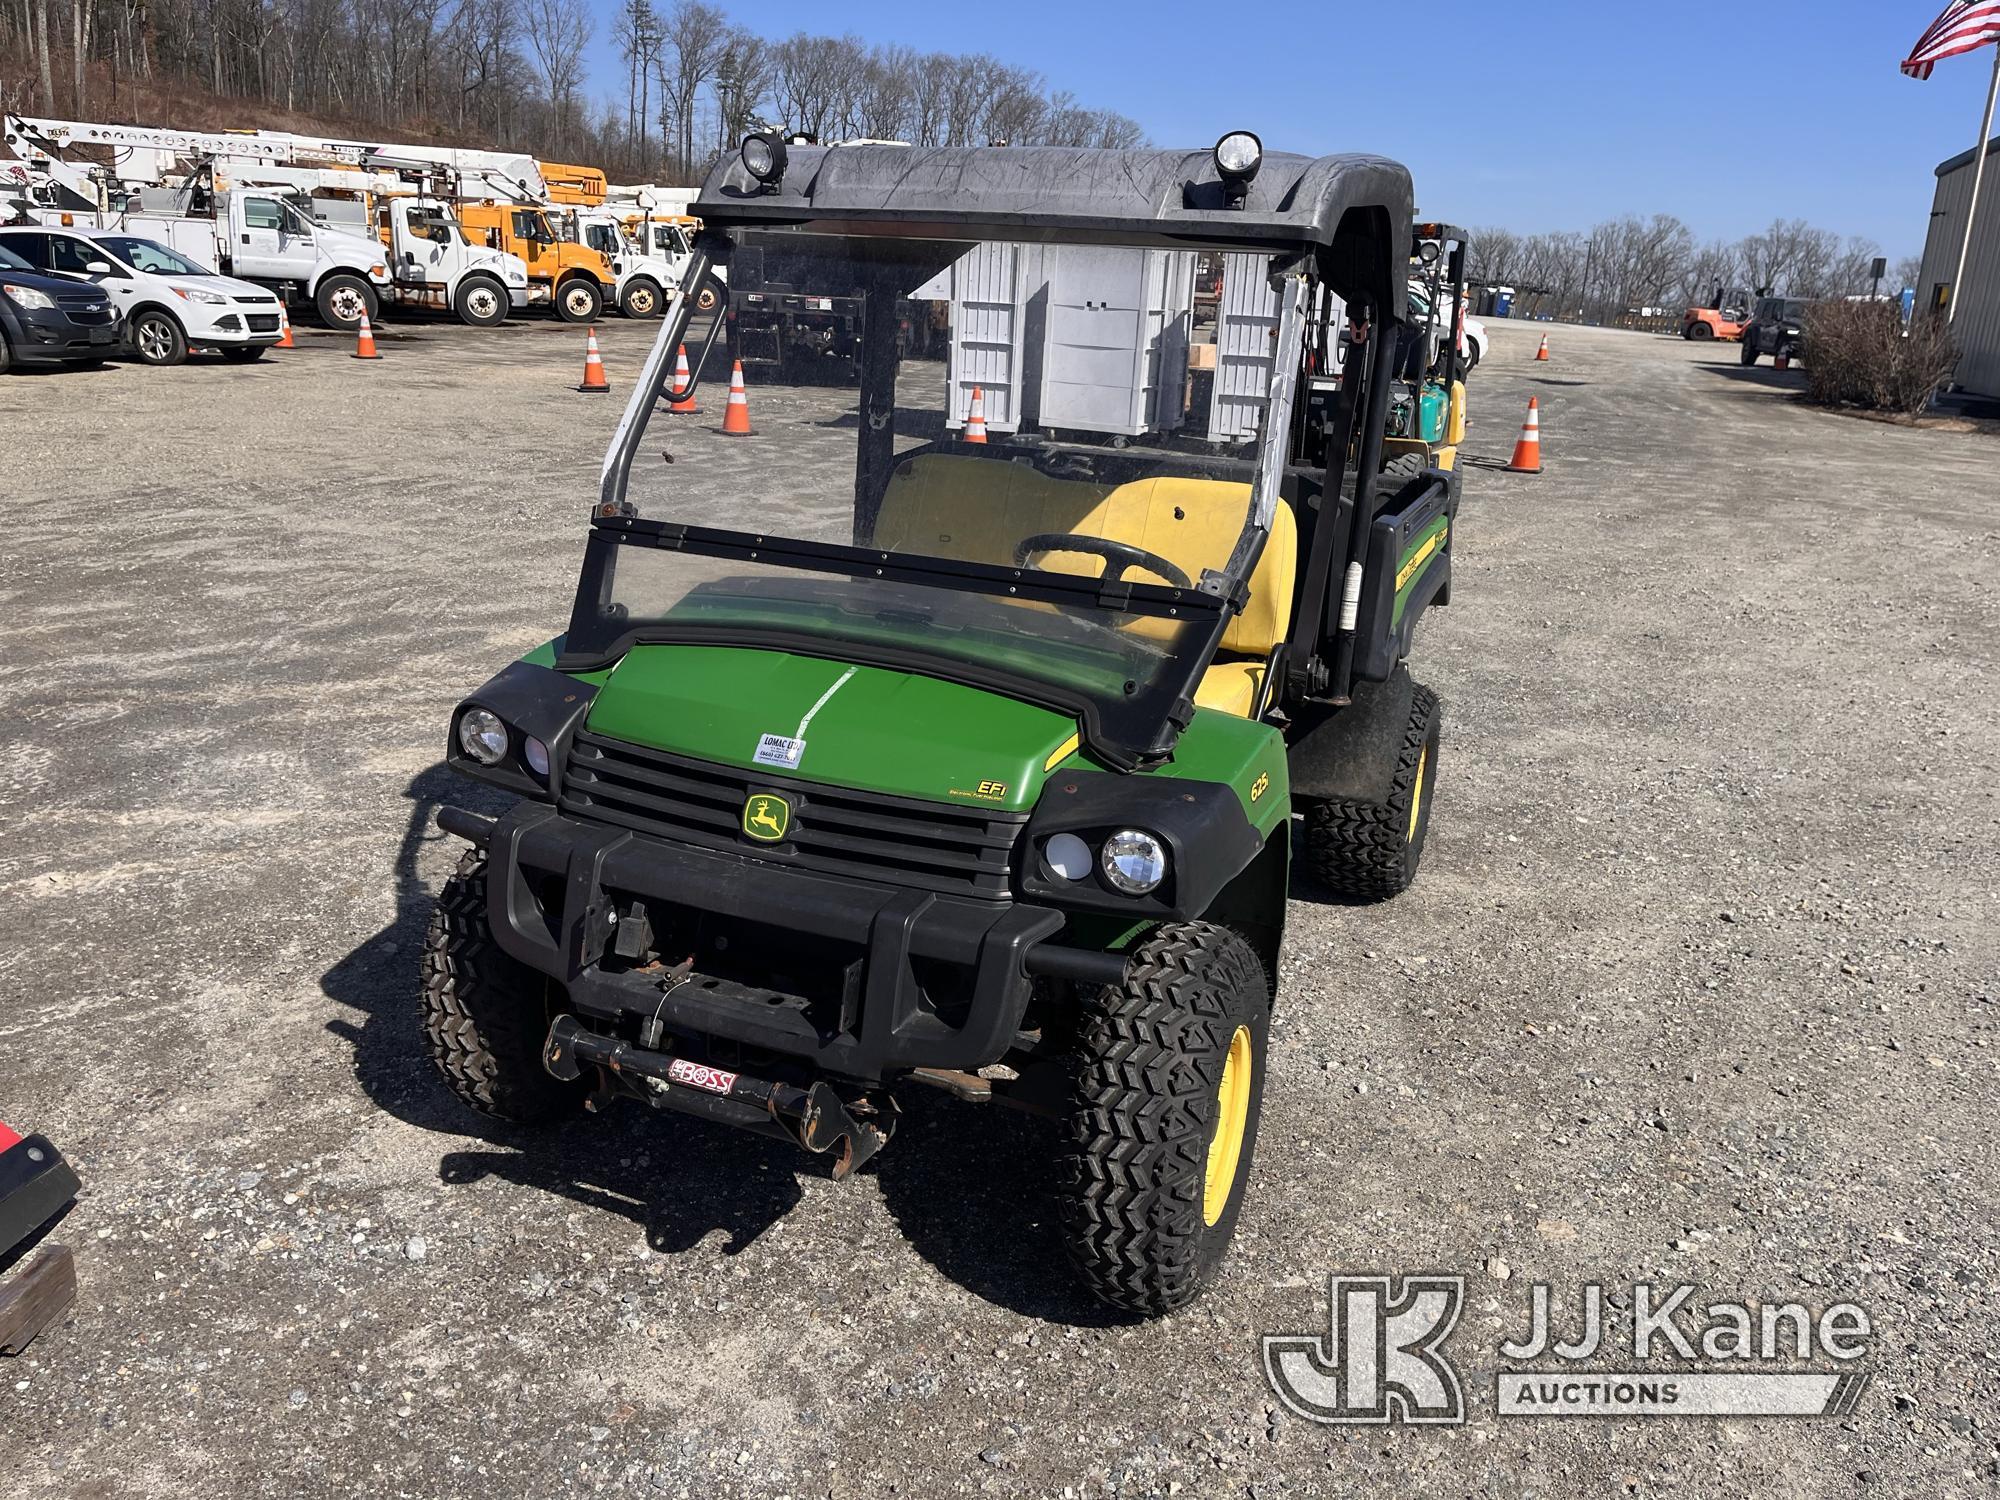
[
  {"x1": 275, "y1": 307, "x2": 294, "y2": 349},
  {"x1": 352, "y1": 313, "x2": 381, "y2": 360},
  {"x1": 576, "y1": 327, "x2": 610, "y2": 393},
  {"x1": 720, "y1": 359, "x2": 754, "y2": 436},
  {"x1": 666, "y1": 343, "x2": 700, "y2": 413},
  {"x1": 1506, "y1": 397, "x2": 1543, "y2": 473},
  {"x1": 964, "y1": 385, "x2": 988, "y2": 444},
  {"x1": 1534, "y1": 333, "x2": 1550, "y2": 362}
]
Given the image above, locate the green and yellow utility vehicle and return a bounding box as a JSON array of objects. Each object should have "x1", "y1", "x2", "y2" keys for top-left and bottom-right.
[{"x1": 423, "y1": 131, "x2": 1462, "y2": 1315}]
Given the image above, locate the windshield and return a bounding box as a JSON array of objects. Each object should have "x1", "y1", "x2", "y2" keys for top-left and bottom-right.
[
  {"x1": 96, "y1": 236, "x2": 212, "y2": 275},
  {"x1": 567, "y1": 233, "x2": 1307, "y2": 766}
]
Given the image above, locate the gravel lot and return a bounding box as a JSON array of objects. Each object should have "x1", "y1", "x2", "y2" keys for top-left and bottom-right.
[{"x1": 1, "y1": 314, "x2": 1995, "y2": 1498}]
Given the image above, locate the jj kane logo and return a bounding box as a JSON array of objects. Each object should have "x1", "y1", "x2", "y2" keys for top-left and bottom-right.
[{"x1": 1265, "y1": 1275, "x2": 1873, "y2": 1425}]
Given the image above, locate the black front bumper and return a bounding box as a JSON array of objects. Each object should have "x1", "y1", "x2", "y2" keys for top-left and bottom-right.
[
  {"x1": 12, "y1": 310, "x2": 119, "y2": 364},
  {"x1": 465, "y1": 801, "x2": 1081, "y2": 1083}
]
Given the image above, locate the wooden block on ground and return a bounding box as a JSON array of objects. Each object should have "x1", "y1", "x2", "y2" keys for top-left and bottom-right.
[{"x1": 0, "y1": 1243, "x2": 77, "y2": 1355}]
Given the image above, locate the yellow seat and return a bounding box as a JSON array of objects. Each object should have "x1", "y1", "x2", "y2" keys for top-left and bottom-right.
[
  {"x1": 1193, "y1": 659, "x2": 1266, "y2": 717},
  {"x1": 875, "y1": 456, "x2": 1295, "y2": 719}
]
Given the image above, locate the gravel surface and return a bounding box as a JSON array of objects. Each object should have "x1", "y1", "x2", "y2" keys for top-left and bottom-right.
[{"x1": 1, "y1": 315, "x2": 1994, "y2": 1497}]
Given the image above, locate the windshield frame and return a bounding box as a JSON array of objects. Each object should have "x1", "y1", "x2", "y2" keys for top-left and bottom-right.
[{"x1": 572, "y1": 229, "x2": 1308, "y2": 766}]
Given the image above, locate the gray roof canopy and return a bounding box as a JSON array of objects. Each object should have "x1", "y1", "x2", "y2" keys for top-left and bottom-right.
[{"x1": 694, "y1": 143, "x2": 1416, "y2": 311}]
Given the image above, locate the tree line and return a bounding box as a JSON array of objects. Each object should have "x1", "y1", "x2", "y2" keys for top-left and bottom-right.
[
  {"x1": 0, "y1": 0, "x2": 1144, "y2": 183},
  {"x1": 1468, "y1": 215, "x2": 1923, "y2": 321}
]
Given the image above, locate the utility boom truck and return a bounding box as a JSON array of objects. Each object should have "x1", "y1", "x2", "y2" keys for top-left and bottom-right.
[
  {"x1": 425, "y1": 133, "x2": 1461, "y2": 1316},
  {"x1": 3, "y1": 113, "x2": 533, "y2": 327}
]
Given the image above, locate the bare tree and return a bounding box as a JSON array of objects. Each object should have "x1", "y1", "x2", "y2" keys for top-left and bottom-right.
[
  {"x1": 522, "y1": 0, "x2": 591, "y2": 155},
  {"x1": 655, "y1": 0, "x2": 725, "y2": 176}
]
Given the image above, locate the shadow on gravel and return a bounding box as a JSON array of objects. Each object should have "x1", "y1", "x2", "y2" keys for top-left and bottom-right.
[
  {"x1": 318, "y1": 764, "x2": 1131, "y2": 1315},
  {"x1": 873, "y1": 1091, "x2": 1137, "y2": 1328},
  {"x1": 1701, "y1": 362, "x2": 1807, "y2": 391}
]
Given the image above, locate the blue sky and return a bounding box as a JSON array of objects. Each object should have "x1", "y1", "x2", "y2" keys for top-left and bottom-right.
[{"x1": 581, "y1": 1, "x2": 1999, "y2": 259}]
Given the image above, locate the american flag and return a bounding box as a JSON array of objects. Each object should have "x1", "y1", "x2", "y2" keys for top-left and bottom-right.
[{"x1": 1902, "y1": 0, "x2": 2000, "y2": 78}]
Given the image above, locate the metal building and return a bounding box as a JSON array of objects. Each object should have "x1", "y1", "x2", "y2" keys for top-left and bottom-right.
[{"x1": 1917, "y1": 133, "x2": 2000, "y2": 398}]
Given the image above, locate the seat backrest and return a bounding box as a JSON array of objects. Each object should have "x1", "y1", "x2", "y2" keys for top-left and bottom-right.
[{"x1": 875, "y1": 454, "x2": 1295, "y2": 659}]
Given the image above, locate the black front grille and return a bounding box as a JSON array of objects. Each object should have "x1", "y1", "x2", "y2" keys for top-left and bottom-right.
[
  {"x1": 562, "y1": 731, "x2": 1023, "y2": 899},
  {"x1": 246, "y1": 314, "x2": 280, "y2": 332},
  {"x1": 56, "y1": 292, "x2": 112, "y2": 324},
  {"x1": 233, "y1": 295, "x2": 275, "y2": 304}
]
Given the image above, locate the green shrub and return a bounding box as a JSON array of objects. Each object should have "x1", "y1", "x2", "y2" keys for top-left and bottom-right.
[{"x1": 1802, "y1": 301, "x2": 1957, "y2": 415}]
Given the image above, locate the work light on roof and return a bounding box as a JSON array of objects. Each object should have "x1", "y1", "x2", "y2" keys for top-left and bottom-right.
[
  {"x1": 1213, "y1": 131, "x2": 1262, "y2": 206},
  {"x1": 740, "y1": 131, "x2": 788, "y2": 189}
]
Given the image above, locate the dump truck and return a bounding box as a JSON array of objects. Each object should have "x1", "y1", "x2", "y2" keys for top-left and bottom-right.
[{"x1": 421, "y1": 131, "x2": 1462, "y2": 1317}]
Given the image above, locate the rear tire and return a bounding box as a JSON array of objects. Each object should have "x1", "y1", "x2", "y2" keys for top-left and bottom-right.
[
  {"x1": 131, "y1": 309, "x2": 188, "y2": 367},
  {"x1": 421, "y1": 848, "x2": 586, "y2": 1126},
  {"x1": 1299, "y1": 679, "x2": 1441, "y2": 900},
  {"x1": 315, "y1": 274, "x2": 377, "y2": 332},
  {"x1": 1740, "y1": 339, "x2": 1759, "y2": 366},
  {"x1": 557, "y1": 277, "x2": 603, "y2": 323},
  {"x1": 1057, "y1": 921, "x2": 1271, "y2": 1317},
  {"x1": 1687, "y1": 321, "x2": 1713, "y2": 340}
]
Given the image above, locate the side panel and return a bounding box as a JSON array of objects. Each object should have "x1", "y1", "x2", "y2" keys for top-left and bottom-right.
[{"x1": 1354, "y1": 478, "x2": 1455, "y2": 682}]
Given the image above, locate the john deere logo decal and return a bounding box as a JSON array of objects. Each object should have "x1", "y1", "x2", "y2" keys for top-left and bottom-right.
[{"x1": 742, "y1": 792, "x2": 791, "y2": 843}]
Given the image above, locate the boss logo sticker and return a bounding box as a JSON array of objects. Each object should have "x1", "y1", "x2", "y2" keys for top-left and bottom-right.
[{"x1": 666, "y1": 1059, "x2": 738, "y2": 1095}]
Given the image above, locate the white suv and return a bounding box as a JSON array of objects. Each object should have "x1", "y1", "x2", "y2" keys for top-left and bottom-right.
[{"x1": 0, "y1": 225, "x2": 285, "y2": 366}]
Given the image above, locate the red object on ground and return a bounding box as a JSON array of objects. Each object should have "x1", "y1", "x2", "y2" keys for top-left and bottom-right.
[{"x1": 0, "y1": 1121, "x2": 20, "y2": 1153}]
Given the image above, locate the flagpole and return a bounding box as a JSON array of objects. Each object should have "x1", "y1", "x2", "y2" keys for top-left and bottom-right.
[{"x1": 1947, "y1": 43, "x2": 2000, "y2": 324}]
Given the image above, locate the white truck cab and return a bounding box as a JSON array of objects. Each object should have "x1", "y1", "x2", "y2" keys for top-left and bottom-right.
[
  {"x1": 379, "y1": 197, "x2": 529, "y2": 325},
  {"x1": 0, "y1": 223, "x2": 284, "y2": 365},
  {"x1": 563, "y1": 207, "x2": 710, "y2": 318},
  {"x1": 103, "y1": 185, "x2": 391, "y2": 331}
]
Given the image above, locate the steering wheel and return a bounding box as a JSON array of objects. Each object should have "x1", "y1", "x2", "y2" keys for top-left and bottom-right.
[{"x1": 1013, "y1": 533, "x2": 1192, "y2": 588}]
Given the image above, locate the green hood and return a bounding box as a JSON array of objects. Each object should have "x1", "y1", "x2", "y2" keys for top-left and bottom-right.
[{"x1": 582, "y1": 644, "x2": 1083, "y2": 813}]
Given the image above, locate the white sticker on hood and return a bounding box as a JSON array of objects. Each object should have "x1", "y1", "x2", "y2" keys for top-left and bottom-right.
[{"x1": 753, "y1": 733, "x2": 806, "y2": 768}]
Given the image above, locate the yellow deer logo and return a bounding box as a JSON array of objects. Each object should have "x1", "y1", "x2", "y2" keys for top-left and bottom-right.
[{"x1": 742, "y1": 793, "x2": 791, "y2": 842}]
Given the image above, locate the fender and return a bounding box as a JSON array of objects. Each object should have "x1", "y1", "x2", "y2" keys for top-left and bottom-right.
[{"x1": 1287, "y1": 665, "x2": 1427, "y2": 809}]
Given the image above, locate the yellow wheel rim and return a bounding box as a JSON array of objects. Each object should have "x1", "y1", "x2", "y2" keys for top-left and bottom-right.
[
  {"x1": 1204, "y1": 1025, "x2": 1254, "y2": 1226},
  {"x1": 1407, "y1": 744, "x2": 1429, "y2": 843}
]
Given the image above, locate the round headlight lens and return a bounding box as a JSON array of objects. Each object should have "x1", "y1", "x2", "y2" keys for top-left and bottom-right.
[
  {"x1": 457, "y1": 707, "x2": 508, "y2": 766},
  {"x1": 522, "y1": 736, "x2": 551, "y2": 778},
  {"x1": 1214, "y1": 131, "x2": 1262, "y2": 178},
  {"x1": 1044, "y1": 832, "x2": 1094, "y2": 882},
  {"x1": 740, "y1": 132, "x2": 786, "y2": 184},
  {"x1": 1101, "y1": 829, "x2": 1167, "y2": 895}
]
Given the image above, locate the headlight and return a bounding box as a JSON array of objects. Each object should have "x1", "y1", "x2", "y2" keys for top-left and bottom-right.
[
  {"x1": 1101, "y1": 829, "x2": 1168, "y2": 895},
  {"x1": 2, "y1": 283, "x2": 55, "y2": 310},
  {"x1": 740, "y1": 131, "x2": 788, "y2": 187},
  {"x1": 173, "y1": 287, "x2": 228, "y2": 305},
  {"x1": 457, "y1": 707, "x2": 508, "y2": 765},
  {"x1": 522, "y1": 736, "x2": 551, "y2": 778},
  {"x1": 1213, "y1": 131, "x2": 1262, "y2": 205},
  {"x1": 1043, "y1": 832, "x2": 1094, "y2": 882}
]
